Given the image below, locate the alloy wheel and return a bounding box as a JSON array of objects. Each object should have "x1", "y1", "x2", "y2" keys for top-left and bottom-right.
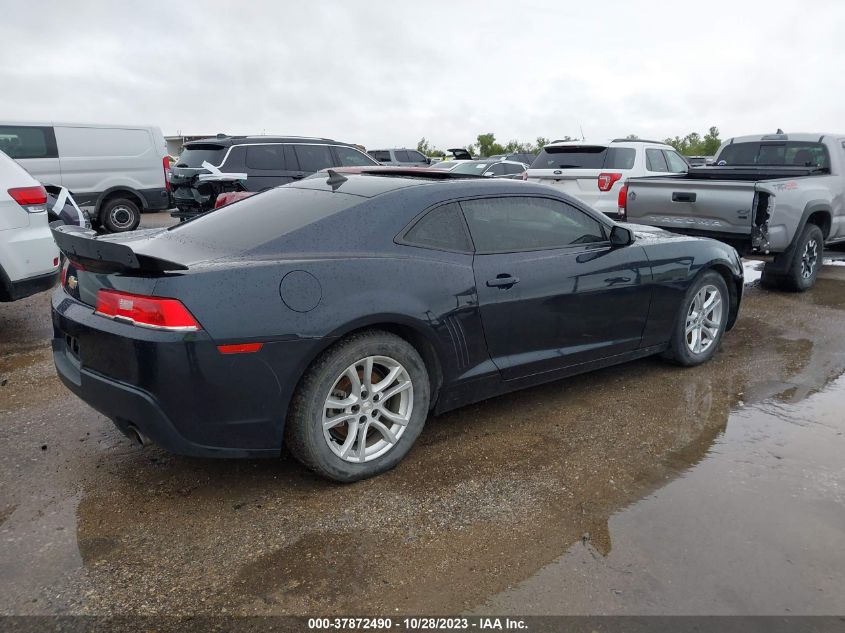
[
  {"x1": 801, "y1": 239, "x2": 819, "y2": 279},
  {"x1": 685, "y1": 284, "x2": 723, "y2": 354},
  {"x1": 322, "y1": 355, "x2": 413, "y2": 463}
]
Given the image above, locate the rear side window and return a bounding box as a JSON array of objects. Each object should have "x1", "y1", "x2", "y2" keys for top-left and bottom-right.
[
  {"x1": 369, "y1": 150, "x2": 391, "y2": 162},
  {"x1": 402, "y1": 203, "x2": 472, "y2": 252},
  {"x1": 335, "y1": 145, "x2": 379, "y2": 167},
  {"x1": 646, "y1": 148, "x2": 669, "y2": 172},
  {"x1": 664, "y1": 150, "x2": 688, "y2": 173},
  {"x1": 293, "y1": 144, "x2": 335, "y2": 172},
  {"x1": 461, "y1": 197, "x2": 606, "y2": 252},
  {"x1": 717, "y1": 141, "x2": 830, "y2": 169},
  {"x1": 0, "y1": 125, "x2": 58, "y2": 159},
  {"x1": 245, "y1": 145, "x2": 287, "y2": 170},
  {"x1": 176, "y1": 144, "x2": 227, "y2": 167},
  {"x1": 531, "y1": 146, "x2": 634, "y2": 170}
]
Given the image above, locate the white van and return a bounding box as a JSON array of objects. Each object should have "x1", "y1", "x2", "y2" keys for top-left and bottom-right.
[
  {"x1": 0, "y1": 150, "x2": 59, "y2": 302},
  {"x1": 0, "y1": 122, "x2": 170, "y2": 232}
]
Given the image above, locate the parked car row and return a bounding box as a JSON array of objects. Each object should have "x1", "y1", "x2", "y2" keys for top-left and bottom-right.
[{"x1": 0, "y1": 121, "x2": 170, "y2": 232}]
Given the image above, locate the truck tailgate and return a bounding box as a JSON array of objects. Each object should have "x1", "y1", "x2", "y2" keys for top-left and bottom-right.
[{"x1": 626, "y1": 177, "x2": 760, "y2": 236}]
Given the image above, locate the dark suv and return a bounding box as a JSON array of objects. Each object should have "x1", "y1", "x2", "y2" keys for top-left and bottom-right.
[{"x1": 170, "y1": 135, "x2": 378, "y2": 219}]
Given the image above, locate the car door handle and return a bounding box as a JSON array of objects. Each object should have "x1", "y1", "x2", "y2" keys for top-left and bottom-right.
[
  {"x1": 486, "y1": 275, "x2": 519, "y2": 288},
  {"x1": 291, "y1": 173, "x2": 306, "y2": 180},
  {"x1": 672, "y1": 192, "x2": 696, "y2": 203}
]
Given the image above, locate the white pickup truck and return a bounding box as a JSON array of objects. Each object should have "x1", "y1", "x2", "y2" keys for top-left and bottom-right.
[{"x1": 621, "y1": 133, "x2": 845, "y2": 291}]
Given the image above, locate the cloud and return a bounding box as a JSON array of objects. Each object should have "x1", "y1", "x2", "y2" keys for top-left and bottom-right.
[{"x1": 1, "y1": 0, "x2": 843, "y2": 148}]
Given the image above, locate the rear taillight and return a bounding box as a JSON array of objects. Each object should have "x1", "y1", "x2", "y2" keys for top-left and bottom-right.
[
  {"x1": 617, "y1": 184, "x2": 628, "y2": 219},
  {"x1": 163, "y1": 156, "x2": 171, "y2": 191},
  {"x1": 597, "y1": 173, "x2": 622, "y2": 192},
  {"x1": 8, "y1": 185, "x2": 47, "y2": 212},
  {"x1": 95, "y1": 290, "x2": 201, "y2": 331}
]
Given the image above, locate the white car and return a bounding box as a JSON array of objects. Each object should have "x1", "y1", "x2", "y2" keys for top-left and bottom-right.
[
  {"x1": 525, "y1": 139, "x2": 689, "y2": 218},
  {"x1": 0, "y1": 150, "x2": 59, "y2": 302}
]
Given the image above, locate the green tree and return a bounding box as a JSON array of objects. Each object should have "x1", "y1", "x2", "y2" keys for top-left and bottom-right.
[
  {"x1": 416, "y1": 137, "x2": 443, "y2": 158},
  {"x1": 664, "y1": 127, "x2": 721, "y2": 156},
  {"x1": 476, "y1": 133, "x2": 506, "y2": 157}
]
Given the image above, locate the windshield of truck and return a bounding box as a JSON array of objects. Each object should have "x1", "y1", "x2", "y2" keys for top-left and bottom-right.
[
  {"x1": 174, "y1": 144, "x2": 227, "y2": 168},
  {"x1": 717, "y1": 141, "x2": 830, "y2": 170},
  {"x1": 531, "y1": 146, "x2": 635, "y2": 170}
]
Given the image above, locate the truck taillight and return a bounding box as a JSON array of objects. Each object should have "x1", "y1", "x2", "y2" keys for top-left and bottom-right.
[
  {"x1": 95, "y1": 290, "x2": 201, "y2": 331},
  {"x1": 617, "y1": 184, "x2": 628, "y2": 219},
  {"x1": 163, "y1": 156, "x2": 171, "y2": 191},
  {"x1": 8, "y1": 185, "x2": 47, "y2": 212},
  {"x1": 597, "y1": 172, "x2": 622, "y2": 192}
]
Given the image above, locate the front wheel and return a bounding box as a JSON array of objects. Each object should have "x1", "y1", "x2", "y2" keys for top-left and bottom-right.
[
  {"x1": 285, "y1": 331, "x2": 430, "y2": 482},
  {"x1": 663, "y1": 271, "x2": 729, "y2": 367}
]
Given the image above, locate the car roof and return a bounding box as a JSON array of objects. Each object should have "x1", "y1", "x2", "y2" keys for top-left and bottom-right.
[
  {"x1": 544, "y1": 139, "x2": 669, "y2": 149},
  {"x1": 183, "y1": 135, "x2": 362, "y2": 148},
  {"x1": 289, "y1": 172, "x2": 539, "y2": 198},
  {"x1": 724, "y1": 132, "x2": 844, "y2": 144}
]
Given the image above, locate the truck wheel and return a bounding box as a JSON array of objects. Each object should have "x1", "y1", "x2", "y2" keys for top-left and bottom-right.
[
  {"x1": 100, "y1": 198, "x2": 141, "y2": 233},
  {"x1": 285, "y1": 330, "x2": 430, "y2": 483},
  {"x1": 663, "y1": 270, "x2": 729, "y2": 367},
  {"x1": 765, "y1": 224, "x2": 824, "y2": 292}
]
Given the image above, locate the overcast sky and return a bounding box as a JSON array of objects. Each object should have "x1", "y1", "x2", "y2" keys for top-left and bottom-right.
[{"x1": 2, "y1": 0, "x2": 844, "y2": 149}]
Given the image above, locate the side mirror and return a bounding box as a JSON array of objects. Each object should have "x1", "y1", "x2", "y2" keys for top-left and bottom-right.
[
  {"x1": 425, "y1": 157, "x2": 431, "y2": 165},
  {"x1": 610, "y1": 225, "x2": 633, "y2": 247}
]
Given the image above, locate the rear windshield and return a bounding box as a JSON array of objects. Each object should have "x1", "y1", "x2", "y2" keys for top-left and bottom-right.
[
  {"x1": 531, "y1": 146, "x2": 635, "y2": 170},
  {"x1": 717, "y1": 141, "x2": 830, "y2": 169},
  {"x1": 451, "y1": 161, "x2": 493, "y2": 175},
  {"x1": 174, "y1": 144, "x2": 227, "y2": 168},
  {"x1": 166, "y1": 186, "x2": 361, "y2": 253}
]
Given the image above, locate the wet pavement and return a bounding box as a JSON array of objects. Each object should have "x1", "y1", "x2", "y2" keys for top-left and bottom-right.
[{"x1": 1, "y1": 212, "x2": 844, "y2": 616}]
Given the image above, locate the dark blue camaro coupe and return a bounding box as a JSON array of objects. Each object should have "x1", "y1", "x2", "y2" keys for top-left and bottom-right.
[{"x1": 51, "y1": 170, "x2": 742, "y2": 481}]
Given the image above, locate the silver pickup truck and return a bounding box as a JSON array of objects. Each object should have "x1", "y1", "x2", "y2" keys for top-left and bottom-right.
[{"x1": 622, "y1": 132, "x2": 845, "y2": 291}]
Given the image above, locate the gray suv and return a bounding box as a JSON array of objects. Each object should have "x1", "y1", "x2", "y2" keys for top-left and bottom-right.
[{"x1": 367, "y1": 148, "x2": 432, "y2": 167}]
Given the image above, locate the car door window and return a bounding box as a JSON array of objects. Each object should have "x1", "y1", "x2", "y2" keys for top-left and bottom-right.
[
  {"x1": 503, "y1": 163, "x2": 525, "y2": 175},
  {"x1": 401, "y1": 203, "x2": 472, "y2": 252},
  {"x1": 293, "y1": 144, "x2": 335, "y2": 172},
  {"x1": 663, "y1": 150, "x2": 689, "y2": 173},
  {"x1": 394, "y1": 150, "x2": 412, "y2": 162},
  {"x1": 0, "y1": 125, "x2": 57, "y2": 159},
  {"x1": 245, "y1": 145, "x2": 286, "y2": 170},
  {"x1": 368, "y1": 150, "x2": 391, "y2": 162},
  {"x1": 486, "y1": 163, "x2": 507, "y2": 176},
  {"x1": 646, "y1": 148, "x2": 669, "y2": 172},
  {"x1": 407, "y1": 150, "x2": 427, "y2": 163},
  {"x1": 335, "y1": 145, "x2": 378, "y2": 167},
  {"x1": 461, "y1": 197, "x2": 606, "y2": 252}
]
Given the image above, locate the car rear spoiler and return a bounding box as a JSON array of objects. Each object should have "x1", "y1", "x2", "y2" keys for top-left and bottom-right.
[{"x1": 50, "y1": 223, "x2": 188, "y2": 273}]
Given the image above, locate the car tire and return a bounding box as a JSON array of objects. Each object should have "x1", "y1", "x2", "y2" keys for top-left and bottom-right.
[
  {"x1": 663, "y1": 270, "x2": 729, "y2": 367},
  {"x1": 762, "y1": 224, "x2": 823, "y2": 292},
  {"x1": 285, "y1": 330, "x2": 430, "y2": 482},
  {"x1": 100, "y1": 198, "x2": 141, "y2": 233}
]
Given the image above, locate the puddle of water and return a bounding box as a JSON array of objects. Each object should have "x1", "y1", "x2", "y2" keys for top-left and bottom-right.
[{"x1": 477, "y1": 374, "x2": 845, "y2": 615}]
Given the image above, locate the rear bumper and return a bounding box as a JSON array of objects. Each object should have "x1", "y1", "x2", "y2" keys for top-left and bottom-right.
[
  {"x1": 51, "y1": 289, "x2": 320, "y2": 458},
  {"x1": 0, "y1": 268, "x2": 59, "y2": 302}
]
